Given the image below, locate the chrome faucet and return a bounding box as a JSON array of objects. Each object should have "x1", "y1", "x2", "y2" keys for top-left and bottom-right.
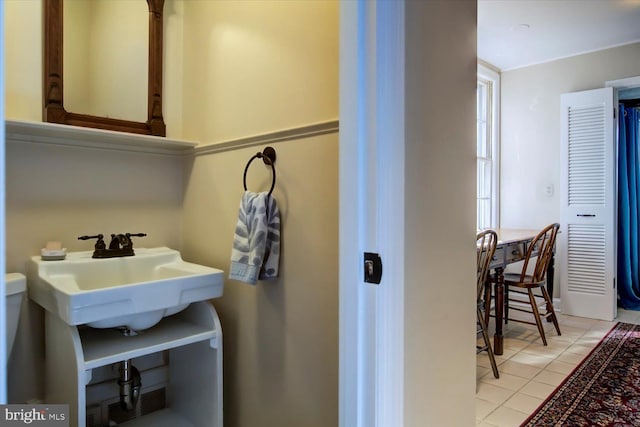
[{"x1": 78, "y1": 233, "x2": 146, "y2": 258}]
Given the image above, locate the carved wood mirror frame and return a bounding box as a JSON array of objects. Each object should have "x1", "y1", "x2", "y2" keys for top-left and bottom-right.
[{"x1": 44, "y1": 0, "x2": 166, "y2": 136}]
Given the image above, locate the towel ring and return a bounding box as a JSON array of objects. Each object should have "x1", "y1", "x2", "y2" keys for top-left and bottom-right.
[{"x1": 243, "y1": 146, "x2": 277, "y2": 196}]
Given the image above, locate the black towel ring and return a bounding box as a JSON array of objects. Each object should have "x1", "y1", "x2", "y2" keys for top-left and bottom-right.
[{"x1": 243, "y1": 146, "x2": 277, "y2": 196}]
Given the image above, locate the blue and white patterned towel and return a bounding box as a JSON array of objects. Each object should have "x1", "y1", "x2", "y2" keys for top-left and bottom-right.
[{"x1": 229, "y1": 191, "x2": 281, "y2": 284}]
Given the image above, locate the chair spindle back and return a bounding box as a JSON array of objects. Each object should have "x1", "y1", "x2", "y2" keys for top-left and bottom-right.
[
  {"x1": 519, "y1": 223, "x2": 560, "y2": 283},
  {"x1": 477, "y1": 230, "x2": 498, "y2": 302}
]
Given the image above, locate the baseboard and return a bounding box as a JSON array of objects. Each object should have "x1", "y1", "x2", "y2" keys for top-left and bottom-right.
[{"x1": 553, "y1": 298, "x2": 561, "y2": 312}]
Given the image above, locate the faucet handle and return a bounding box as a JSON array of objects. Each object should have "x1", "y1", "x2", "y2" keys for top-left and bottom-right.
[
  {"x1": 126, "y1": 233, "x2": 147, "y2": 239},
  {"x1": 78, "y1": 234, "x2": 106, "y2": 250},
  {"x1": 78, "y1": 234, "x2": 103, "y2": 240}
]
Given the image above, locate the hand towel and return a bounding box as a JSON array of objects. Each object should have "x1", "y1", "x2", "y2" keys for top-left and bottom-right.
[{"x1": 229, "y1": 191, "x2": 281, "y2": 284}]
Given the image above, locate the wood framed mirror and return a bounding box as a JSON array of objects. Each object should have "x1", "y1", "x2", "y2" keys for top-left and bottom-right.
[{"x1": 44, "y1": 0, "x2": 166, "y2": 136}]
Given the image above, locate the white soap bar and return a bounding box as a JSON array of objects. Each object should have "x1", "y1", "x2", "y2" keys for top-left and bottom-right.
[
  {"x1": 41, "y1": 244, "x2": 67, "y2": 260},
  {"x1": 46, "y1": 241, "x2": 63, "y2": 251}
]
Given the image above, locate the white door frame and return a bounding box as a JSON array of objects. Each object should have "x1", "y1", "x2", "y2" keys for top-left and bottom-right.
[
  {"x1": 606, "y1": 76, "x2": 640, "y2": 92},
  {"x1": 339, "y1": 1, "x2": 405, "y2": 426},
  {"x1": 0, "y1": 0, "x2": 7, "y2": 404},
  {"x1": 606, "y1": 75, "x2": 640, "y2": 317}
]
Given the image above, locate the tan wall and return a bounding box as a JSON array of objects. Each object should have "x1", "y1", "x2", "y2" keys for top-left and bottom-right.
[
  {"x1": 4, "y1": 0, "x2": 188, "y2": 402},
  {"x1": 163, "y1": 0, "x2": 185, "y2": 138},
  {"x1": 5, "y1": 0, "x2": 339, "y2": 424},
  {"x1": 404, "y1": 1, "x2": 477, "y2": 425},
  {"x1": 181, "y1": 0, "x2": 338, "y2": 144},
  {"x1": 180, "y1": 2, "x2": 339, "y2": 426},
  {"x1": 5, "y1": 144, "x2": 184, "y2": 273},
  {"x1": 4, "y1": 0, "x2": 42, "y2": 121},
  {"x1": 5, "y1": 139, "x2": 185, "y2": 402},
  {"x1": 182, "y1": 136, "x2": 338, "y2": 427}
]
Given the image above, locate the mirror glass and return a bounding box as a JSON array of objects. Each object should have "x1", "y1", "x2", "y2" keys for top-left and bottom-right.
[
  {"x1": 63, "y1": 0, "x2": 148, "y2": 122},
  {"x1": 44, "y1": 0, "x2": 165, "y2": 136}
]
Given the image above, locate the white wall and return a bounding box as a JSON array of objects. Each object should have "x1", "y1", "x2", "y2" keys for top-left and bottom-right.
[{"x1": 500, "y1": 42, "x2": 640, "y2": 229}]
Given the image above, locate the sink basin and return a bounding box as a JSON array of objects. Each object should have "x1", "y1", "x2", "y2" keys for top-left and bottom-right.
[{"x1": 28, "y1": 247, "x2": 224, "y2": 331}]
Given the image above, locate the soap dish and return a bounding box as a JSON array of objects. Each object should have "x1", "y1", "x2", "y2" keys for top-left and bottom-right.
[{"x1": 41, "y1": 248, "x2": 67, "y2": 261}]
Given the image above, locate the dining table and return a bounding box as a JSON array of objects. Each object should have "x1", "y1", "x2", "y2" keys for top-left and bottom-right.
[{"x1": 484, "y1": 228, "x2": 556, "y2": 355}]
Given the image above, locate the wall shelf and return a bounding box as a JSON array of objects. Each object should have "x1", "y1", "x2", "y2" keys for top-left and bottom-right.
[
  {"x1": 80, "y1": 305, "x2": 218, "y2": 370},
  {"x1": 5, "y1": 119, "x2": 340, "y2": 158},
  {"x1": 5, "y1": 120, "x2": 197, "y2": 156}
]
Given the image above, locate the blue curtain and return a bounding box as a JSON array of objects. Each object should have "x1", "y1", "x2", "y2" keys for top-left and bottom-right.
[{"x1": 618, "y1": 104, "x2": 640, "y2": 309}]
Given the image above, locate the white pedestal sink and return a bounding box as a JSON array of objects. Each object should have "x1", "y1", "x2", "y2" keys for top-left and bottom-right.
[{"x1": 28, "y1": 247, "x2": 224, "y2": 331}]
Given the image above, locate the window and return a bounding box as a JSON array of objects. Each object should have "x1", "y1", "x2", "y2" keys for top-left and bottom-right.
[{"x1": 477, "y1": 64, "x2": 500, "y2": 229}]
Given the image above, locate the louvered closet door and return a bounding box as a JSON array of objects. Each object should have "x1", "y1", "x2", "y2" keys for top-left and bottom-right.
[{"x1": 560, "y1": 87, "x2": 616, "y2": 321}]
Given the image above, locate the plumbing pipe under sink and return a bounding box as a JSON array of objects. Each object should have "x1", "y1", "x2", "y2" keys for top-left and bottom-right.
[{"x1": 118, "y1": 359, "x2": 141, "y2": 411}]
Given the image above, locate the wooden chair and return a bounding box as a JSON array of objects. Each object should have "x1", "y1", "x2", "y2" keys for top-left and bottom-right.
[
  {"x1": 477, "y1": 230, "x2": 499, "y2": 378},
  {"x1": 504, "y1": 223, "x2": 561, "y2": 346}
]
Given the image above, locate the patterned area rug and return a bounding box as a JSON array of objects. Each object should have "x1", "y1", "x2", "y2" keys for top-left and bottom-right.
[{"x1": 522, "y1": 322, "x2": 640, "y2": 426}]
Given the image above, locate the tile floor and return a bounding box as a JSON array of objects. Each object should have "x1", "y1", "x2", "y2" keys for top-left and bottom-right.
[{"x1": 476, "y1": 308, "x2": 640, "y2": 426}]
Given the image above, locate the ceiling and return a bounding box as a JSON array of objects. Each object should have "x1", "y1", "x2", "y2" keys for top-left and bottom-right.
[{"x1": 478, "y1": 0, "x2": 640, "y2": 71}]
